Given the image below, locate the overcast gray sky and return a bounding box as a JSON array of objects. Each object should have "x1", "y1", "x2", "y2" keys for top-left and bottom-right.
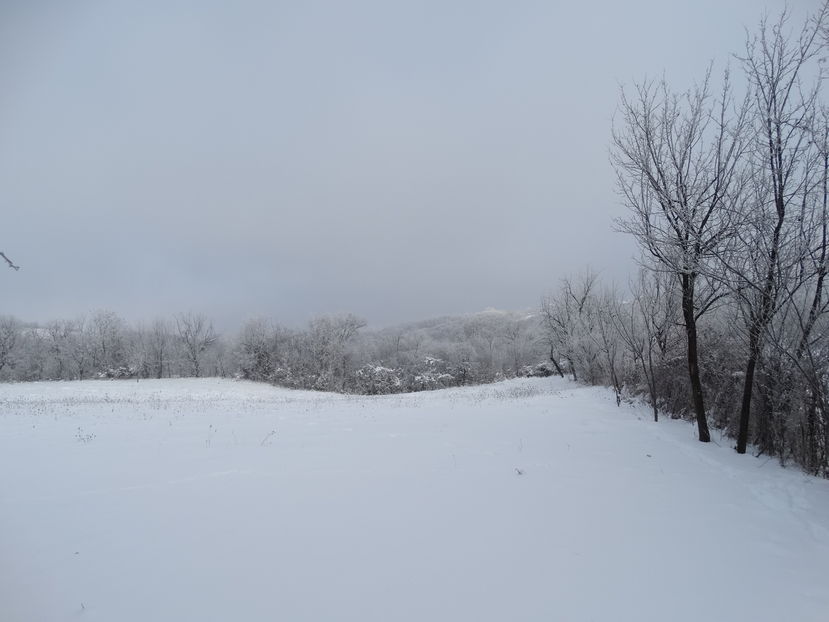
[{"x1": 0, "y1": 0, "x2": 798, "y2": 329}]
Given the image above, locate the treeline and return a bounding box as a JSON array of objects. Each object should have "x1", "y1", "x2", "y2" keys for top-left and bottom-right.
[
  {"x1": 0, "y1": 311, "x2": 226, "y2": 382},
  {"x1": 2, "y1": 255, "x2": 826, "y2": 477},
  {"x1": 539, "y1": 268, "x2": 829, "y2": 477},
  {"x1": 0, "y1": 309, "x2": 551, "y2": 392}
]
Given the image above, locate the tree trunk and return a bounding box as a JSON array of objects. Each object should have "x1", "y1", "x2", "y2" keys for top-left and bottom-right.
[
  {"x1": 682, "y1": 274, "x2": 710, "y2": 442},
  {"x1": 736, "y1": 339, "x2": 759, "y2": 453},
  {"x1": 567, "y1": 356, "x2": 578, "y2": 382},
  {"x1": 644, "y1": 346, "x2": 658, "y2": 422},
  {"x1": 549, "y1": 346, "x2": 565, "y2": 378},
  {"x1": 806, "y1": 389, "x2": 818, "y2": 472},
  {"x1": 737, "y1": 211, "x2": 784, "y2": 453}
]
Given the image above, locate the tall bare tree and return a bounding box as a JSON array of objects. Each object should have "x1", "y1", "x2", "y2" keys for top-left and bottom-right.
[
  {"x1": 728, "y1": 5, "x2": 827, "y2": 454},
  {"x1": 612, "y1": 69, "x2": 749, "y2": 442}
]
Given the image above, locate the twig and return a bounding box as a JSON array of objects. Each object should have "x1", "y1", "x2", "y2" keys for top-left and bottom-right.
[{"x1": 0, "y1": 251, "x2": 19, "y2": 271}]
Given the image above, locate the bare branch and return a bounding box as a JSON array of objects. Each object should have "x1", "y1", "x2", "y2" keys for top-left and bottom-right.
[{"x1": 0, "y1": 252, "x2": 19, "y2": 271}]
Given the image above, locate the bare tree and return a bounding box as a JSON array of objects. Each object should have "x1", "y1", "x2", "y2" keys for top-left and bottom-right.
[
  {"x1": 726, "y1": 5, "x2": 827, "y2": 454},
  {"x1": 0, "y1": 316, "x2": 20, "y2": 373},
  {"x1": 44, "y1": 319, "x2": 76, "y2": 379},
  {"x1": 612, "y1": 69, "x2": 749, "y2": 442},
  {"x1": 89, "y1": 310, "x2": 127, "y2": 373},
  {"x1": 539, "y1": 295, "x2": 569, "y2": 378},
  {"x1": 593, "y1": 288, "x2": 624, "y2": 405},
  {"x1": 755, "y1": 104, "x2": 829, "y2": 470},
  {"x1": 307, "y1": 313, "x2": 366, "y2": 389},
  {"x1": 536, "y1": 301, "x2": 566, "y2": 378},
  {"x1": 238, "y1": 317, "x2": 277, "y2": 381},
  {"x1": 794, "y1": 106, "x2": 829, "y2": 361},
  {"x1": 612, "y1": 268, "x2": 684, "y2": 422},
  {"x1": 464, "y1": 316, "x2": 503, "y2": 379},
  {"x1": 66, "y1": 317, "x2": 91, "y2": 380},
  {"x1": 175, "y1": 312, "x2": 217, "y2": 377},
  {"x1": 639, "y1": 269, "x2": 683, "y2": 420},
  {"x1": 540, "y1": 270, "x2": 599, "y2": 382},
  {"x1": 146, "y1": 318, "x2": 171, "y2": 379},
  {"x1": 502, "y1": 319, "x2": 531, "y2": 375}
]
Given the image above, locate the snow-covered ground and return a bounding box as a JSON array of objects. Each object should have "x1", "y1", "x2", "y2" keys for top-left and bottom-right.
[{"x1": 1, "y1": 377, "x2": 828, "y2": 622}]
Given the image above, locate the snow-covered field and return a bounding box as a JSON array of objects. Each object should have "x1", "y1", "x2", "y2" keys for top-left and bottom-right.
[{"x1": 1, "y1": 377, "x2": 828, "y2": 622}]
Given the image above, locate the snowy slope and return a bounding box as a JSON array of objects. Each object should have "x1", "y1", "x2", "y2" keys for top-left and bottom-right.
[{"x1": 1, "y1": 377, "x2": 828, "y2": 622}]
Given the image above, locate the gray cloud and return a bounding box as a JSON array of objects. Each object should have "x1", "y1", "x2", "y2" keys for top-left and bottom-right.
[{"x1": 0, "y1": 0, "x2": 789, "y2": 329}]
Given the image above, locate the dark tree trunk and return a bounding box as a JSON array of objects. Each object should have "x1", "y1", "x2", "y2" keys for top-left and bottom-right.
[
  {"x1": 682, "y1": 274, "x2": 710, "y2": 442},
  {"x1": 549, "y1": 346, "x2": 565, "y2": 378},
  {"x1": 644, "y1": 346, "x2": 658, "y2": 422},
  {"x1": 737, "y1": 206, "x2": 784, "y2": 454},
  {"x1": 806, "y1": 390, "x2": 818, "y2": 472},
  {"x1": 736, "y1": 340, "x2": 759, "y2": 453}
]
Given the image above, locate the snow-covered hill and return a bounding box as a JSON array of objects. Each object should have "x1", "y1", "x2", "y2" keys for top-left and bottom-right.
[{"x1": 1, "y1": 377, "x2": 828, "y2": 621}]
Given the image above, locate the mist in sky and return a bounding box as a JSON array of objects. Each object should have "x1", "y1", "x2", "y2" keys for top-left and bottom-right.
[{"x1": 0, "y1": 0, "x2": 792, "y2": 329}]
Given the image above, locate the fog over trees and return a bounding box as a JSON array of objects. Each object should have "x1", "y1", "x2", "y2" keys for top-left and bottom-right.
[{"x1": 3, "y1": 2, "x2": 829, "y2": 477}]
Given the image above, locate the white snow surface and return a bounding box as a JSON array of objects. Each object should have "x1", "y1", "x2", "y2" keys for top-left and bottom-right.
[{"x1": 1, "y1": 377, "x2": 828, "y2": 621}]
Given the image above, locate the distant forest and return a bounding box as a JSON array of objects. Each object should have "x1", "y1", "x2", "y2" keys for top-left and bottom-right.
[{"x1": 0, "y1": 308, "x2": 551, "y2": 392}]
